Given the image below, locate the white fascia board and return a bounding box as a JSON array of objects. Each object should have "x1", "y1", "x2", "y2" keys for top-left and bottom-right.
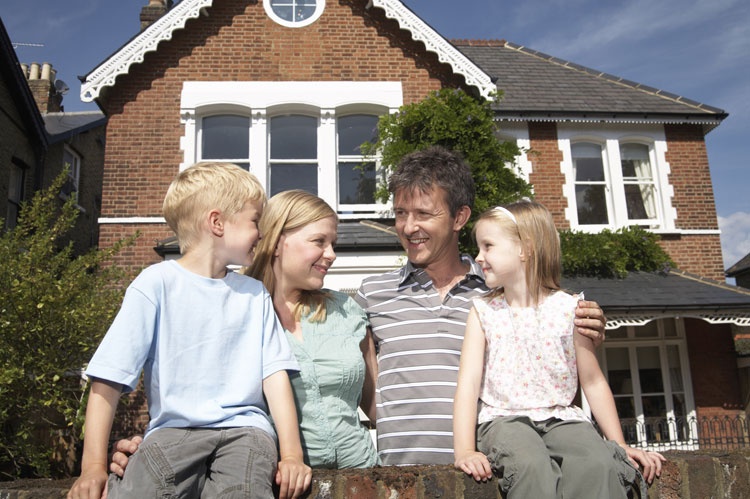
[
  {"x1": 367, "y1": 0, "x2": 496, "y2": 99},
  {"x1": 81, "y1": 0, "x2": 215, "y2": 102}
]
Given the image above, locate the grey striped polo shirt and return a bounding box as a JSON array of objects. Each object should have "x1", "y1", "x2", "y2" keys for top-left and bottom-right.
[{"x1": 355, "y1": 255, "x2": 489, "y2": 466}]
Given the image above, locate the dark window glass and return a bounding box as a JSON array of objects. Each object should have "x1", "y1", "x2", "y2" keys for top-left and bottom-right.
[
  {"x1": 270, "y1": 115, "x2": 317, "y2": 160},
  {"x1": 575, "y1": 185, "x2": 609, "y2": 225},
  {"x1": 338, "y1": 162, "x2": 375, "y2": 204},
  {"x1": 338, "y1": 115, "x2": 378, "y2": 155},
  {"x1": 202, "y1": 115, "x2": 249, "y2": 160},
  {"x1": 270, "y1": 164, "x2": 318, "y2": 196}
]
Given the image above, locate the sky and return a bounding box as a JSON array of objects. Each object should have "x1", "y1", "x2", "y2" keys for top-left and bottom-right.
[{"x1": 3, "y1": 0, "x2": 749, "y2": 274}]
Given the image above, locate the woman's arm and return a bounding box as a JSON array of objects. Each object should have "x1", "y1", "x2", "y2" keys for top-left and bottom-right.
[
  {"x1": 263, "y1": 370, "x2": 312, "y2": 499},
  {"x1": 359, "y1": 327, "x2": 378, "y2": 424},
  {"x1": 575, "y1": 332, "x2": 665, "y2": 483},
  {"x1": 453, "y1": 307, "x2": 492, "y2": 481}
]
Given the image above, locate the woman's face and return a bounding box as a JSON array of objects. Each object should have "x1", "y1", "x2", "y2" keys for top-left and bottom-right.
[{"x1": 274, "y1": 215, "x2": 338, "y2": 293}]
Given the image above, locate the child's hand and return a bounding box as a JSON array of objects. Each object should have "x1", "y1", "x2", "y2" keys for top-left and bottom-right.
[
  {"x1": 275, "y1": 456, "x2": 312, "y2": 499},
  {"x1": 621, "y1": 444, "x2": 666, "y2": 484},
  {"x1": 454, "y1": 450, "x2": 493, "y2": 482},
  {"x1": 67, "y1": 467, "x2": 108, "y2": 499}
]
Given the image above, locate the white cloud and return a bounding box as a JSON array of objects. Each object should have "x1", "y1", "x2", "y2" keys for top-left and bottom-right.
[{"x1": 718, "y1": 211, "x2": 750, "y2": 270}]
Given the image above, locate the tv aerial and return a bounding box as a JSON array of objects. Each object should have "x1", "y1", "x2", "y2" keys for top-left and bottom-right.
[{"x1": 12, "y1": 42, "x2": 44, "y2": 49}]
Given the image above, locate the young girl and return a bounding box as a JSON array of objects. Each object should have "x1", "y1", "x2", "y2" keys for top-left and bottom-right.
[{"x1": 453, "y1": 202, "x2": 665, "y2": 498}]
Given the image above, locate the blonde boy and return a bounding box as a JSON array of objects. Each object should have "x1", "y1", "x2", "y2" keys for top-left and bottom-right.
[{"x1": 69, "y1": 163, "x2": 311, "y2": 499}]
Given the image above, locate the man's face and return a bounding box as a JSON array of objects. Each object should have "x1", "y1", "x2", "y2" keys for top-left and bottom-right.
[{"x1": 393, "y1": 187, "x2": 461, "y2": 268}]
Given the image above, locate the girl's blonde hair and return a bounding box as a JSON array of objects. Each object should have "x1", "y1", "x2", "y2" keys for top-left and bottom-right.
[
  {"x1": 163, "y1": 162, "x2": 265, "y2": 254},
  {"x1": 475, "y1": 201, "x2": 561, "y2": 305},
  {"x1": 246, "y1": 190, "x2": 336, "y2": 322}
]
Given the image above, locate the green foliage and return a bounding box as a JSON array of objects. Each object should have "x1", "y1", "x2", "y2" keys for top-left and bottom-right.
[
  {"x1": 559, "y1": 226, "x2": 674, "y2": 278},
  {"x1": 0, "y1": 171, "x2": 136, "y2": 479},
  {"x1": 361, "y1": 88, "x2": 532, "y2": 253}
]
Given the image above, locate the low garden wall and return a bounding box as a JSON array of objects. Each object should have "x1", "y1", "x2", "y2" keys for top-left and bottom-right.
[{"x1": 2, "y1": 450, "x2": 749, "y2": 498}]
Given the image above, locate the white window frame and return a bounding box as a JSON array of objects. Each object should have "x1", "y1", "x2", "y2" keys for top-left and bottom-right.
[
  {"x1": 263, "y1": 0, "x2": 325, "y2": 28},
  {"x1": 558, "y1": 125, "x2": 676, "y2": 232},
  {"x1": 336, "y1": 113, "x2": 381, "y2": 213},
  {"x1": 62, "y1": 145, "x2": 81, "y2": 202},
  {"x1": 6, "y1": 160, "x2": 25, "y2": 230},
  {"x1": 583, "y1": 318, "x2": 698, "y2": 451},
  {"x1": 196, "y1": 113, "x2": 251, "y2": 170},
  {"x1": 181, "y1": 82, "x2": 403, "y2": 218}
]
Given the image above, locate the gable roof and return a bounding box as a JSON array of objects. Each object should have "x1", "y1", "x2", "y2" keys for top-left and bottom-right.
[
  {"x1": 727, "y1": 252, "x2": 750, "y2": 278},
  {"x1": 0, "y1": 17, "x2": 48, "y2": 150},
  {"x1": 453, "y1": 39, "x2": 727, "y2": 132},
  {"x1": 80, "y1": 0, "x2": 495, "y2": 103}
]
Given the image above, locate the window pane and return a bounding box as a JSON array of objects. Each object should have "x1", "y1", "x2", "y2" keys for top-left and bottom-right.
[
  {"x1": 572, "y1": 143, "x2": 605, "y2": 181},
  {"x1": 202, "y1": 115, "x2": 249, "y2": 160},
  {"x1": 296, "y1": 5, "x2": 316, "y2": 20},
  {"x1": 642, "y1": 395, "x2": 667, "y2": 419},
  {"x1": 608, "y1": 327, "x2": 627, "y2": 339},
  {"x1": 274, "y1": 6, "x2": 293, "y2": 21},
  {"x1": 8, "y1": 165, "x2": 23, "y2": 201},
  {"x1": 634, "y1": 321, "x2": 659, "y2": 338},
  {"x1": 271, "y1": 115, "x2": 317, "y2": 159},
  {"x1": 663, "y1": 320, "x2": 677, "y2": 337},
  {"x1": 270, "y1": 163, "x2": 317, "y2": 196},
  {"x1": 620, "y1": 143, "x2": 651, "y2": 179},
  {"x1": 614, "y1": 396, "x2": 635, "y2": 419},
  {"x1": 606, "y1": 348, "x2": 632, "y2": 395},
  {"x1": 338, "y1": 162, "x2": 375, "y2": 204},
  {"x1": 672, "y1": 393, "x2": 686, "y2": 418},
  {"x1": 667, "y1": 345, "x2": 683, "y2": 391},
  {"x1": 624, "y1": 184, "x2": 656, "y2": 220},
  {"x1": 637, "y1": 346, "x2": 664, "y2": 393},
  {"x1": 575, "y1": 185, "x2": 609, "y2": 224},
  {"x1": 338, "y1": 115, "x2": 379, "y2": 155}
]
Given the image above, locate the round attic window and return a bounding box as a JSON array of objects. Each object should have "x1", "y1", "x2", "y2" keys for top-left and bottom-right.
[{"x1": 264, "y1": 0, "x2": 325, "y2": 28}]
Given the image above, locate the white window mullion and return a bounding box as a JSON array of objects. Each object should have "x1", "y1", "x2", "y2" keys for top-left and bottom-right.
[
  {"x1": 318, "y1": 108, "x2": 337, "y2": 208},
  {"x1": 250, "y1": 110, "x2": 268, "y2": 189},
  {"x1": 606, "y1": 139, "x2": 626, "y2": 227},
  {"x1": 628, "y1": 344, "x2": 648, "y2": 447},
  {"x1": 658, "y1": 342, "x2": 677, "y2": 442}
]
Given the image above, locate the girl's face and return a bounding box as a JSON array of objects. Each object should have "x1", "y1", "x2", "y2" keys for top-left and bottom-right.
[
  {"x1": 274, "y1": 216, "x2": 337, "y2": 294},
  {"x1": 474, "y1": 219, "x2": 525, "y2": 289}
]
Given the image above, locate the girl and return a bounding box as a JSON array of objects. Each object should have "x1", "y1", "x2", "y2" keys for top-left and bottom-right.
[{"x1": 453, "y1": 201, "x2": 665, "y2": 498}]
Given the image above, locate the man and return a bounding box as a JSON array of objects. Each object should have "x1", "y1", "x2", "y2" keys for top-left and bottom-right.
[{"x1": 355, "y1": 146, "x2": 606, "y2": 466}]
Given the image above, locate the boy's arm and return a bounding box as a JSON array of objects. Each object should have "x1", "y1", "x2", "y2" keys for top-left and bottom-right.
[
  {"x1": 263, "y1": 370, "x2": 312, "y2": 499},
  {"x1": 575, "y1": 332, "x2": 665, "y2": 483},
  {"x1": 68, "y1": 379, "x2": 122, "y2": 499},
  {"x1": 453, "y1": 307, "x2": 492, "y2": 481}
]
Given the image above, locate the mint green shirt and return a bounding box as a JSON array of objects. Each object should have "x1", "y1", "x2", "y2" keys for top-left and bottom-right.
[{"x1": 286, "y1": 290, "x2": 380, "y2": 468}]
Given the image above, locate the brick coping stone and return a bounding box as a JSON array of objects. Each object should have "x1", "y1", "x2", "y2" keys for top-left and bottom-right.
[{"x1": 2, "y1": 450, "x2": 749, "y2": 498}]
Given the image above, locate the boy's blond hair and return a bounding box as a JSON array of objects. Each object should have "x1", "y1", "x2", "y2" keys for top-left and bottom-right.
[
  {"x1": 475, "y1": 201, "x2": 562, "y2": 305},
  {"x1": 163, "y1": 162, "x2": 265, "y2": 253},
  {"x1": 246, "y1": 190, "x2": 337, "y2": 322}
]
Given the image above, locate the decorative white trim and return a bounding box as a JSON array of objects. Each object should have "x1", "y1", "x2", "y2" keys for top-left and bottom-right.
[
  {"x1": 607, "y1": 312, "x2": 750, "y2": 329},
  {"x1": 263, "y1": 0, "x2": 325, "y2": 28},
  {"x1": 81, "y1": 0, "x2": 215, "y2": 102},
  {"x1": 651, "y1": 229, "x2": 722, "y2": 235},
  {"x1": 496, "y1": 116, "x2": 723, "y2": 127},
  {"x1": 367, "y1": 0, "x2": 495, "y2": 99},
  {"x1": 496, "y1": 122, "x2": 531, "y2": 183},
  {"x1": 99, "y1": 217, "x2": 166, "y2": 224}
]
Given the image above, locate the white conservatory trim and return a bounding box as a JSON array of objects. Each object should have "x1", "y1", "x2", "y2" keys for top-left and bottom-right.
[
  {"x1": 99, "y1": 217, "x2": 166, "y2": 224},
  {"x1": 607, "y1": 312, "x2": 750, "y2": 329},
  {"x1": 81, "y1": 0, "x2": 214, "y2": 102},
  {"x1": 366, "y1": 0, "x2": 495, "y2": 99},
  {"x1": 81, "y1": 0, "x2": 496, "y2": 103}
]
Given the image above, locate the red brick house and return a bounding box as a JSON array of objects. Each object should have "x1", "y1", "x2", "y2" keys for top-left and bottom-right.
[{"x1": 80, "y1": 0, "x2": 749, "y2": 449}]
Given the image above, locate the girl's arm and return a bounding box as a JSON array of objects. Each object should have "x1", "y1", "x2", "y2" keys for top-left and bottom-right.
[
  {"x1": 575, "y1": 332, "x2": 666, "y2": 483},
  {"x1": 263, "y1": 370, "x2": 312, "y2": 499},
  {"x1": 359, "y1": 327, "x2": 378, "y2": 424},
  {"x1": 453, "y1": 307, "x2": 493, "y2": 481}
]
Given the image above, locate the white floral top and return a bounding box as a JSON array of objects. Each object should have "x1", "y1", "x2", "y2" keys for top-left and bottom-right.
[{"x1": 473, "y1": 290, "x2": 588, "y2": 424}]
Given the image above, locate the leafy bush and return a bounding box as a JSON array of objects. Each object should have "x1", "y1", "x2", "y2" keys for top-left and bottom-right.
[
  {"x1": 0, "y1": 172, "x2": 135, "y2": 478},
  {"x1": 560, "y1": 226, "x2": 674, "y2": 278},
  {"x1": 361, "y1": 88, "x2": 532, "y2": 253}
]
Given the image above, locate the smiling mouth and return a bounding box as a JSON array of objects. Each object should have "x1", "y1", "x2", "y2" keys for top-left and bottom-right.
[
  {"x1": 313, "y1": 265, "x2": 329, "y2": 274},
  {"x1": 408, "y1": 238, "x2": 428, "y2": 245}
]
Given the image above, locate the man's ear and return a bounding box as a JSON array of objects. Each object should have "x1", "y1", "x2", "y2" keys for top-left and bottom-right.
[
  {"x1": 208, "y1": 209, "x2": 224, "y2": 237},
  {"x1": 452, "y1": 205, "x2": 472, "y2": 232}
]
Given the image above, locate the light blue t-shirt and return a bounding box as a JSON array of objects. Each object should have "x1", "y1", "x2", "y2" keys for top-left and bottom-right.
[{"x1": 86, "y1": 260, "x2": 299, "y2": 438}]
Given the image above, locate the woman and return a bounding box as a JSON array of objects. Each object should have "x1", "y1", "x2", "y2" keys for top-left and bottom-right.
[
  {"x1": 110, "y1": 190, "x2": 379, "y2": 472},
  {"x1": 246, "y1": 190, "x2": 379, "y2": 468}
]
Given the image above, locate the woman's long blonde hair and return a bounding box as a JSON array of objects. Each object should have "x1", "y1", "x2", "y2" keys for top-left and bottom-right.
[
  {"x1": 245, "y1": 190, "x2": 336, "y2": 322},
  {"x1": 475, "y1": 201, "x2": 562, "y2": 305}
]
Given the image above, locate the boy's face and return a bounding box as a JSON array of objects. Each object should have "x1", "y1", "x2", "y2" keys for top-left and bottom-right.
[{"x1": 222, "y1": 199, "x2": 263, "y2": 267}]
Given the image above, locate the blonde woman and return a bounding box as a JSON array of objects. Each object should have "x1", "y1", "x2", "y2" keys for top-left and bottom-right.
[{"x1": 246, "y1": 190, "x2": 379, "y2": 469}]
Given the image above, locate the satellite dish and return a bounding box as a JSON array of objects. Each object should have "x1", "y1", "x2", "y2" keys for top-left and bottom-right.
[{"x1": 54, "y1": 79, "x2": 69, "y2": 95}]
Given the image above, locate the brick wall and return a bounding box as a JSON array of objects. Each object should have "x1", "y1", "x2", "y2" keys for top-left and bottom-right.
[
  {"x1": 659, "y1": 234, "x2": 725, "y2": 281},
  {"x1": 98, "y1": 0, "x2": 467, "y2": 268},
  {"x1": 527, "y1": 121, "x2": 569, "y2": 229}
]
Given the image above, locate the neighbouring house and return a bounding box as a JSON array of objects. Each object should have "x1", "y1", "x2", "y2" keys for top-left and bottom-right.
[
  {"x1": 727, "y1": 251, "x2": 750, "y2": 290},
  {"x1": 79, "y1": 0, "x2": 750, "y2": 450},
  {"x1": 1, "y1": 16, "x2": 107, "y2": 253}
]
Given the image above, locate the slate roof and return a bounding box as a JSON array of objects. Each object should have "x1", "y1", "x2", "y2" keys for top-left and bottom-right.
[
  {"x1": 453, "y1": 40, "x2": 727, "y2": 128},
  {"x1": 726, "y1": 252, "x2": 750, "y2": 278},
  {"x1": 561, "y1": 270, "x2": 750, "y2": 312},
  {"x1": 43, "y1": 111, "x2": 107, "y2": 143},
  {"x1": 153, "y1": 221, "x2": 401, "y2": 256}
]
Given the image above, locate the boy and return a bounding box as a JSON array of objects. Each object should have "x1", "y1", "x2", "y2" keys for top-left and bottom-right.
[{"x1": 68, "y1": 163, "x2": 311, "y2": 499}]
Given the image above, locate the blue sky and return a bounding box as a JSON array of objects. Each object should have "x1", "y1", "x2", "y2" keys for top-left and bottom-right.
[{"x1": 4, "y1": 0, "x2": 749, "y2": 271}]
